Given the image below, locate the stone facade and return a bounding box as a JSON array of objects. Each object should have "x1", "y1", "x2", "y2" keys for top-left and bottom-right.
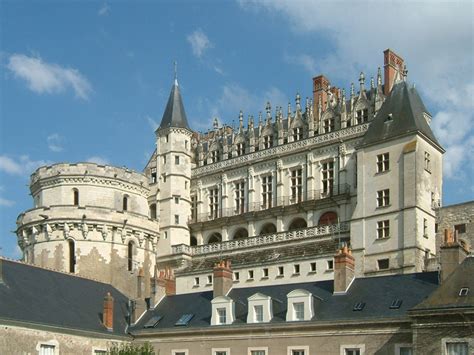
[{"x1": 436, "y1": 201, "x2": 474, "y2": 253}]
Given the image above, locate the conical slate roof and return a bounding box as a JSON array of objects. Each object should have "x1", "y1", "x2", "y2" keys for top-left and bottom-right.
[
  {"x1": 361, "y1": 81, "x2": 441, "y2": 149},
  {"x1": 158, "y1": 81, "x2": 190, "y2": 130}
]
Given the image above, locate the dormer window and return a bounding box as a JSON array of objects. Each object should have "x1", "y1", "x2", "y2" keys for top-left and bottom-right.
[
  {"x1": 356, "y1": 109, "x2": 369, "y2": 124},
  {"x1": 217, "y1": 308, "x2": 226, "y2": 324},
  {"x1": 459, "y1": 287, "x2": 469, "y2": 296},
  {"x1": 323, "y1": 118, "x2": 335, "y2": 133},
  {"x1": 211, "y1": 296, "x2": 235, "y2": 326},
  {"x1": 286, "y1": 289, "x2": 314, "y2": 321},
  {"x1": 247, "y1": 293, "x2": 272, "y2": 324},
  {"x1": 263, "y1": 135, "x2": 273, "y2": 149},
  {"x1": 293, "y1": 127, "x2": 303, "y2": 141},
  {"x1": 211, "y1": 150, "x2": 219, "y2": 163},
  {"x1": 254, "y1": 305, "x2": 263, "y2": 322},
  {"x1": 237, "y1": 143, "x2": 245, "y2": 156}
]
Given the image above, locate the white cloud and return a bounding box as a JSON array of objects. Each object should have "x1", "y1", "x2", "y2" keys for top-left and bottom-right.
[
  {"x1": 238, "y1": 0, "x2": 474, "y2": 182},
  {"x1": 7, "y1": 54, "x2": 92, "y2": 99},
  {"x1": 145, "y1": 115, "x2": 159, "y2": 131},
  {"x1": 85, "y1": 156, "x2": 109, "y2": 165},
  {"x1": 187, "y1": 29, "x2": 213, "y2": 58},
  {"x1": 47, "y1": 133, "x2": 64, "y2": 152},
  {"x1": 0, "y1": 197, "x2": 14, "y2": 207},
  {"x1": 0, "y1": 155, "x2": 49, "y2": 175},
  {"x1": 98, "y1": 2, "x2": 110, "y2": 16}
]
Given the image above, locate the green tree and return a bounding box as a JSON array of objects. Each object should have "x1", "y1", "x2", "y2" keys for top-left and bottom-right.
[{"x1": 108, "y1": 342, "x2": 155, "y2": 355}]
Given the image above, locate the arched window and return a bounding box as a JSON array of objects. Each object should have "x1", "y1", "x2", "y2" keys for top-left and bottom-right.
[
  {"x1": 319, "y1": 211, "x2": 338, "y2": 226},
  {"x1": 207, "y1": 232, "x2": 222, "y2": 244},
  {"x1": 260, "y1": 223, "x2": 277, "y2": 235},
  {"x1": 127, "y1": 241, "x2": 134, "y2": 271},
  {"x1": 190, "y1": 235, "x2": 197, "y2": 246},
  {"x1": 123, "y1": 195, "x2": 129, "y2": 211},
  {"x1": 149, "y1": 203, "x2": 157, "y2": 220},
  {"x1": 73, "y1": 189, "x2": 79, "y2": 206},
  {"x1": 288, "y1": 218, "x2": 307, "y2": 231},
  {"x1": 233, "y1": 228, "x2": 248, "y2": 240},
  {"x1": 68, "y1": 239, "x2": 76, "y2": 273}
]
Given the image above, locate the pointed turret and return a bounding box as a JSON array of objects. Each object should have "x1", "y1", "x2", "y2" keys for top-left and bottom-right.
[{"x1": 158, "y1": 80, "x2": 190, "y2": 131}]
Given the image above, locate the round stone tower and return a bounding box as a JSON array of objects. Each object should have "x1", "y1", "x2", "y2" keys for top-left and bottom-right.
[{"x1": 15, "y1": 162, "x2": 160, "y2": 298}]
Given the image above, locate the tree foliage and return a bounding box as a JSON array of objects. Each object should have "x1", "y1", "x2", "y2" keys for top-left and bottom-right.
[{"x1": 108, "y1": 342, "x2": 155, "y2": 355}]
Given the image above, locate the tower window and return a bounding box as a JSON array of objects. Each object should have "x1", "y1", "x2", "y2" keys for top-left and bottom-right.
[
  {"x1": 378, "y1": 258, "x2": 390, "y2": 270},
  {"x1": 127, "y1": 241, "x2": 134, "y2": 271},
  {"x1": 175, "y1": 155, "x2": 180, "y2": 165},
  {"x1": 377, "y1": 220, "x2": 390, "y2": 238},
  {"x1": 123, "y1": 195, "x2": 129, "y2": 211},
  {"x1": 423, "y1": 218, "x2": 428, "y2": 237},
  {"x1": 175, "y1": 215, "x2": 179, "y2": 224},
  {"x1": 150, "y1": 203, "x2": 157, "y2": 220},
  {"x1": 68, "y1": 239, "x2": 75, "y2": 273},
  {"x1": 73, "y1": 189, "x2": 79, "y2": 206},
  {"x1": 424, "y1": 151, "x2": 431, "y2": 172},
  {"x1": 376, "y1": 189, "x2": 390, "y2": 207},
  {"x1": 150, "y1": 168, "x2": 157, "y2": 184}
]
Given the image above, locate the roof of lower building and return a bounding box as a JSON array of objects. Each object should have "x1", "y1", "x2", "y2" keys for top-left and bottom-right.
[
  {"x1": 361, "y1": 81, "x2": 441, "y2": 149},
  {"x1": 0, "y1": 258, "x2": 129, "y2": 336},
  {"x1": 131, "y1": 270, "x2": 439, "y2": 333},
  {"x1": 158, "y1": 81, "x2": 190, "y2": 131}
]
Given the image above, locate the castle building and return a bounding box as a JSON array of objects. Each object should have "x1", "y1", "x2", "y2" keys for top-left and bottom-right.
[{"x1": 4, "y1": 49, "x2": 473, "y2": 355}]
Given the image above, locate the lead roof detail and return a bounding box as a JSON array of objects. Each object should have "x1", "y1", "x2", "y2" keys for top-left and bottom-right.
[{"x1": 158, "y1": 81, "x2": 190, "y2": 131}]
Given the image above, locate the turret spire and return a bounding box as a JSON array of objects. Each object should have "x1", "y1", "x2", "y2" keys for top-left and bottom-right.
[
  {"x1": 174, "y1": 61, "x2": 178, "y2": 86},
  {"x1": 158, "y1": 68, "x2": 190, "y2": 131}
]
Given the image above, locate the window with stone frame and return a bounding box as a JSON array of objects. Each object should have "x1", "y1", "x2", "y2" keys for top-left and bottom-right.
[
  {"x1": 293, "y1": 127, "x2": 303, "y2": 141},
  {"x1": 254, "y1": 305, "x2": 264, "y2": 323},
  {"x1": 190, "y1": 195, "x2": 197, "y2": 222},
  {"x1": 290, "y1": 168, "x2": 303, "y2": 203},
  {"x1": 209, "y1": 188, "x2": 219, "y2": 219},
  {"x1": 217, "y1": 308, "x2": 226, "y2": 325},
  {"x1": 263, "y1": 135, "x2": 273, "y2": 149},
  {"x1": 424, "y1": 151, "x2": 431, "y2": 172},
  {"x1": 150, "y1": 167, "x2": 157, "y2": 184},
  {"x1": 376, "y1": 153, "x2": 389, "y2": 173},
  {"x1": 356, "y1": 108, "x2": 369, "y2": 124},
  {"x1": 445, "y1": 342, "x2": 468, "y2": 355},
  {"x1": 377, "y1": 189, "x2": 390, "y2": 207},
  {"x1": 237, "y1": 142, "x2": 245, "y2": 156},
  {"x1": 293, "y1": 302, "x2": 305, "y2": 321},
  {"x1": 39, "y1": 344, "x2": 56, "y2": 355},
  {"x1": 211, "y1": 150, "x2": 219, "y2": 163},
  {"x1": 323, "y1": 118, "x2": 335, "y2": 133},
  {"x1": 377, "y1": 220, "x2": 390, "y2": 239},
  {"x1": 235, "y1": 181, "x2": 246, "y2": 214},
  {"x1": 322, "y1": 161, "x2": 334, "y2": 195},
  {"x1": 261, "y1": 175, "x2": 273, "y2": 209}
]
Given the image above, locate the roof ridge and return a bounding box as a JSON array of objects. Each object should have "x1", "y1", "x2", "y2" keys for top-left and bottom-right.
[{"x1": 0, "y1": 256, "x2": 107, "y2": 284}]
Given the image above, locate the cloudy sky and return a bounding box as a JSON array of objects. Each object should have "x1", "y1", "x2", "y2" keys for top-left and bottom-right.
[{"x1": 0, "y1": 0, "x2": 473, "y2": 259}]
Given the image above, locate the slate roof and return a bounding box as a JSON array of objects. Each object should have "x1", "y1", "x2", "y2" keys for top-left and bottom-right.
[
  {"x1": 131, "y1": 271, "x2": 439, "y2": 332},
  {"x1": 361, "y1": 81, "x2": 441, "y2": 148},
  {"x1": 178, "y1": 239, "x2": 338, "y2": 274},
  {"x1": 158, "y1": 81, "x2": 190, "y2": 130},
  {"x1": 413, "y1": 256, "x2": 473, "y2": 311},
  {"x1": 0, "y1": 258, "x2": 129, "y2": 336}
]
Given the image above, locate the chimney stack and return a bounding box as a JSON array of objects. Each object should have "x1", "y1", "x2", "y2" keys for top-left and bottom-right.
[
  {"x1": 312, "y1": 75, "x2": 330, "y2": 116},
  {"x1": 383, "y1": 49, "x2": 405, "y2": 95},
  {"x1": 213, "y1": 260, "x2": 233, "y2": 298},
  {"x1": 440, "y1": 229, "x2": 468, "y2": 282},
  {"x1": 333, "y1": 245, "x2": 355, "y2": 294},
  {"x1": 103, "y1": 292, "x2": 114, "y2": 332}
]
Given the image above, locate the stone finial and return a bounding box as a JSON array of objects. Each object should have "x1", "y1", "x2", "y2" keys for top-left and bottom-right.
[
  {"x1": 350, "y1": 83, "x2": 355, "y2": 98},
  {"x1": 295, "y1": 93, "x2": 301, "y2": 111},
  {"x1": 265, "y1": 102, "x2": 271, "y2": 122},
  {"x1": 213, "y1": 117, "x2": 219, "y2": 130},
  {"x1": 402, "y1": 64, "x2": 408, "y2": 80},
  {"x1": 305, "y1": 97, "x2": 310, "y2": 113},
  {"x1": 377, "y1": 67, "x2": 382, "y2": 86},
  {"x1": 370, "y1": 77, "x2": 375, "y2": 90},
  {"x1": 287, "y1": 102, "x2": 292, "y2": 118}
]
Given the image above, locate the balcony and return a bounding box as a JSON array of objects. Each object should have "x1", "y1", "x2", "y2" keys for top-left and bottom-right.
[
  {"x1": 189, "y1": 183, "x2": 350, "y2": 224},
  {"x1": 172, "y1": 222, "x2": 350, "y2": 256}
]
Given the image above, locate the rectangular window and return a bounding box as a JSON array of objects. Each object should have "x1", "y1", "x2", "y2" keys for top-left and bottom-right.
[
  {"x1": 94, "y1": 351, "x2": 107, "y2": 355},
  {"x1": 194, "y1": 277, "x2": 199, "y2": 286},
  {"x1": 217, "y1": 308, "x2": 226, "y2": 324},
  {"x1": 345, "y1": 349, "x2": 361, "y2": 355},
  {"x1": 39, "y1": 345, "x2": 55, "y2": 355},
  {"x1": 175, "y1": 215, "x2": 179, "y2": 224},
  {"x1": 322, "y1": 161, "x2": 334, "y2": 195},
  {"x1": 207, "y1": 275, "x2": 213, "y2": 285},
  {"x1": 163, "y1": 155, "x2": 167, "y2": 164},
  {"x1": 291, "y1": 168, "x2": 303, "y2": 203},
  {"x1": 175, "y1": 155, "x2": 180, "y2": 165},
  {"x1": 190, "y1": 195, "x2": 197, "y2": 222},
  {"x1": 254, "y1": 305, "x2": 263, "y2": 322},
  {"x1": 262, "y1": 175, "x2": 273, "y2": 209},
  {"x1": 150, "y1": 167, "x2": 157, "y2": 184},
  {"x1": 424, "y1": 151, "x2": 431, "y2": 172},
  {"x1": 248, "y1": 270, "x2": 254, "y2": 280},
  {"x1": 215, "y1": 352, "x2": 227, "y2": 355},
  {"x1": 233, "y1": 271, "x2": 240, "y2": 281},
  {"x1": 278, "y1": 266, "x2": 284, "y2": 276},
  {"x1": 310, "y1": 262, "x2": 317, "y2": 272},
  {"x1": 398, "y1": 347, "x2": 413, "y2": 355},
  {"x1": 423, "y1": 218, "x2": 428, "y2": 237},
  {"x1": 185, "y1": 140, "x2": 188, "y2": 149},
  {"x1": 327, "y1": 260, "x2": 334, "y2": 270},
  {"x1": 174, "y1": 196, "x2": 180, "y2": 204},
  {"x1": 377, "y1": 220, "x2": 390, "y2": 239},
  {"x1": 211, "y1": 150, "x2": 219, "y2": 163},
  {"x1": 446, "y1": 342, "x2": 468, "y2": 355},
  {"x1": 455, "y1": 224, "x2": 466, "y2": 234},
  {"x1": 264, "y1": 135, "x2": 273, "y2": 149},
  {"x1": 237, "y1": 143, "x2": 245, "y2": 156},
  {"x1": 292, "y1": 351, "x2": 306, "y2": 355},
  {"x1": 378, "y1": 258, "x2": 390, "y2": 270},
  {"x1": 235, "y1": 181, "x2": 246, "y2": 214},
  {"x1": 356, "y1": 109, "x2": 369, "y2": 124},
  {"x1": 293, "y1": 302, "x2": 305, "y2": 321},
  {"x1": 324, "y1": 118, "x2": 335, "y2": 133},
  {"x1": 251, "y1": 351, "x2": 266, "y2": 355},
  {"x1": 262, "y1": 268, "x2": 269, "y2": 278},
  {"x1": 293, "y1": 127, "x2": 303, "y2": 141},
  {"x1": 293, "y1": 264, "x2": 300, "y2": 275},
  {"x1": 209, "y1": 188, "x2": 219, "y2": 219},
  {"x1": 377, "y1": 189, "x2": 390, "y2": 207},
  {"x1": 376, "y1": 153, "x2": 389, "y2": 172}
]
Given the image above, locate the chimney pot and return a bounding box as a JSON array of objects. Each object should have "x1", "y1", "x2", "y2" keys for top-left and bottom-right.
[
  {"x1": 213, "y1": 259, "x2": 233, "y2": 298},
  {"x1": 333, "y1": 245, "x2": 355, "y2": 294},
  {"x1": 383, "y1": 49, "x2": 405, "y2": 95},
  {"x1": 103, "y1": 292, "x2": 114, "y2": 332}
]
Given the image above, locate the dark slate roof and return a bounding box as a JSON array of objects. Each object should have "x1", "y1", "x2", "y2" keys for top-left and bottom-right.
[
  {"x1": 158, "y1": 81, "x2": 190, "y2": 130},
  {"x1": 361, "y1": 81, "x2": 441, "y2": 148},
  {"x1": 0, "y1": 258, "x2": 129, "y2": 336},
  {"x1": 413, "y1": 256, "x2": 473, "y2": 311},
  {"x1": 131, "y1": 271, "x2": 439, "y2": 332},
  {"x1": 178, "y1": 239, "x2": 338, "y2": 273}
]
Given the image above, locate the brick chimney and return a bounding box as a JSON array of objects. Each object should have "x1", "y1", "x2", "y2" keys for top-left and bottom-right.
[
  {"x1": 103, "y1": 292, "x2": 114, "y2": 332},
  {"x1": 313, "y1": 75, "x2": 330, "y2": 115},
  {"x1": 333, "y1": 245, "x2": 355, "y2": 294},
  {"x1": 213, "y1": 260, "x2": 233, "y2": 298},
  {"x1": 440, "y1": 229, "x2": 468, "y2": 282},
  {"x1": 383, "y1": 49, "x2": 405, "y2": 95}
]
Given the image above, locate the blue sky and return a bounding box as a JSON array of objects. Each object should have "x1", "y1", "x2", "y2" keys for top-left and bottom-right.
[{"x1": 1, "y1": 0, "x2": 473, "y2": 259}]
